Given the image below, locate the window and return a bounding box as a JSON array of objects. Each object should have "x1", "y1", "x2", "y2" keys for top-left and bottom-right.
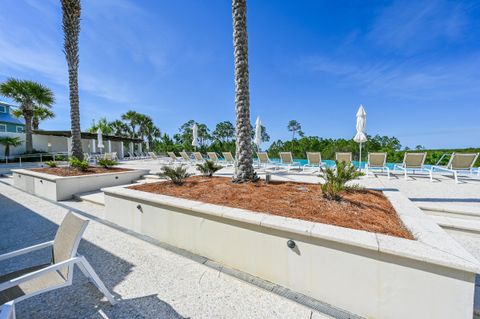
[
  {"x1": 16, "y1": 126, "x2": 24, "y2": 133},
  {"x1": 0, "y1": 124, "x2": 6, "y2": 132},
  {"x1": 0, "y1": 105, "x2": 5, "y2": 113}
]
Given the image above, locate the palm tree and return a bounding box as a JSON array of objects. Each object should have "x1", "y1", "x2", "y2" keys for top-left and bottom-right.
[
  {"x1": 87, "y1": 117, "x2": 114, "y2": 135},
  {"x1": 142, "y1": 120, "x2": 161, "y2": 150},
  {"x1": 0, "y1": 136, "x2": 22, "y2": 158},
  {"x1": 0, "y1": 79, "x2": 54, "y2": 153},
  {"x1": 61, "y1": 0, "x2": 83, "y2": 160},
  {"x1": 12, "y1": 106, "x2": 55, "y2": 130},
  {"x1": 110, "y1": 120, "x2": 131, "y2": 137},
  {"x1": 232, "y1": 0, "x2": 257, "y2": 183},
  {"x1": 121, "y1": 110, "x2": 142, "y2": 138}
]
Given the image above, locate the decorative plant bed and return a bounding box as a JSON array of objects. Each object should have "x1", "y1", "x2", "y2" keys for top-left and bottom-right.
[
  {"x1": 12, "y1": 167, "x2": 149, "y2": 201},
  {"x1": 129, "y1": 177, "x2": 413, "y2": 239},
  {"x1": 103, "y1": 178, "x2": 480, "y2": 319}
]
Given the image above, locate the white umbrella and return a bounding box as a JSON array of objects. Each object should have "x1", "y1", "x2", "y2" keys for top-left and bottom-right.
[
  {"x1": 191, "y1": 123, "x2": 198, "y2": 148},
  {"x1": 97, "y1": 128, "x2": 104, "y2": 153},
  {"x1": 353, "y1": 105, "x2": 367, "y2": 169},
  {"x1": 254, "y1": 117, "x2": 262, "y2": 150}
]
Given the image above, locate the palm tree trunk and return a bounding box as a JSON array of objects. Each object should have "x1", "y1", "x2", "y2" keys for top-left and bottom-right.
[
  {"x1": 61, "y1": 0, "x2": 83, "y2": 160},
  {"x1": 232, "y1": 0, "x2": 257, "y2": 183},
  {"x1": 32, "y1": 116, "x2": 39, "y2": 131},
  {"x1": 24, "y1": 111, "x2": 34, "y2": 153}
]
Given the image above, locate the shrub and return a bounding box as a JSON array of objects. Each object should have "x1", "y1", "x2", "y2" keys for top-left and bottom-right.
[
  {"x1": 320, "y1": 161, "x2": 364, "y2": 201},
  {"x1": 45, "y1": 161, "x2": 57, "y2": 168},
  {"x1": 69, "y1": 156, "x2": 89, "y2": 171},
  {"x1": 98, "y1": 158, "x2": 118, "y2": 169},
  {"x1": 196, "y1": 160, "x2": 222, "y2": 177},
  {"x1": 158, "y1": 165, "x2": 191, "y2": 185}
]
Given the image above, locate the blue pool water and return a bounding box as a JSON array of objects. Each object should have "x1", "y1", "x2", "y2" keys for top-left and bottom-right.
[{"x1": 269, "y1": 158, "x2": 401, "y2": 170}]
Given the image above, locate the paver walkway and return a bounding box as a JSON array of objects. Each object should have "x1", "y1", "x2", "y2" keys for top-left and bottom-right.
[{"x1": 0, "y1": 181, "x2": 333, "y2": 319}]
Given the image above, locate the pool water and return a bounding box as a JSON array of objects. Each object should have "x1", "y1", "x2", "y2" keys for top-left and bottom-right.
[{"x1": 269, "y1": 158, "x2": 401, "y2": 170}]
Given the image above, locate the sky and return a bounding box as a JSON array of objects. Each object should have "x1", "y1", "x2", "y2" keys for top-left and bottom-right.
[{"x1": 0, "y1": 0, "x2": 479, "y2": 149}]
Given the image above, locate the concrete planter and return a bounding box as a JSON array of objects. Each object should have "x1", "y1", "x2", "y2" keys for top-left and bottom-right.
[
  {"x1": 102, "y1": 185, "x2": 479, "y2": 319},
  {"x1": 12, "y1": 168, "x2": 148, "y2": 201}
]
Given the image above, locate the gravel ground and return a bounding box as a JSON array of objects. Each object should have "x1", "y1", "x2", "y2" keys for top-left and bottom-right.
[{"x1": 0, "y1": 181, "x2": 332, "y2": 319}]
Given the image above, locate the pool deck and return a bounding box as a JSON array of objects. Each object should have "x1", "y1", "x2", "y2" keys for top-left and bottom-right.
[{"x1": 1, "y1": 158, "x2": 479, "y2": 318}]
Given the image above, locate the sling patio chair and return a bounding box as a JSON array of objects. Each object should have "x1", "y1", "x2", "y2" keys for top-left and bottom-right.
[
  {"x1": 335, "y1": 152, "x2": 352, "y2": 165},
  {"x1": 256, "y1": 152, "x2": 278, "y2": 170},
  {"x1": 0, "y1": 301, "x2": 15, "y2": 319},
  {"x1": 431, "y1": 152, "x2": 479, "y2": 183},
  {"x1": 179, "y1": 151, "x2": 193, "y2": 163},
  {"x1": 303, "y1": 152, "x2": 326, "y2": 172},
  {"x1": 394, "y1": 152, "x2": 432, "y2": 181},
  {"x1": 278, "y1": 152, "x2": 301, "y2": 171},
  {"x1": 167, "y1": 151, "x2": 182, "y2": 164},
  {"x1": 207, "y1": 152, "x2": 225, "y2": 165},
  {"x1": 0, "y1": 212, "x2": 116, "y2": 307},
  {"x1": 193, "y1": 152, "x2": 205, "y2": 163},
  {"x1": 221, "y1": 152, "x2": 235, "y2": 166},
  {"x1": 365, "y1": 152, "x2": 390, "y2": 178}
]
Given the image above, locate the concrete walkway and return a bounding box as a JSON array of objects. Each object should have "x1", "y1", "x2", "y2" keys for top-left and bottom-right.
[{"x1": 0, "y1": 181, "x2": 334, "y2": 319}]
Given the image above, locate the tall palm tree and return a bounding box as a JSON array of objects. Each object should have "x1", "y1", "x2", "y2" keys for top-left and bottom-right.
[
  {"x1": 12, "y1": 106, "x2": 55, "y2": 130},
  {"x1": 0, "y1": 79, "x2": 54, "y2": 153},
  {"x1": 141, "y1": 120, "x2": 161, "y2": 150},
  {"x1": 87, "y1": 117, "x2": 114, "y2": 135},
  {"x1": 0, "y1": 136, "x2": 23, "y2": 158},
  {"x1": 232, "y1": 0, "x2": 257, "y2": 183},
  {"x1": 121, "y1": 110, "x2": 142, "y2": 138},
  {"x1": 61, "y1": 0, "x2": 83, "y2": 160},
  {"x1": 110, "y1": 120, "x2": 131, "y2": 137}
]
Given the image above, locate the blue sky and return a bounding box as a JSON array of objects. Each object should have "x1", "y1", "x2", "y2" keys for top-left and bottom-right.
[{"x1": 1, "y1": 0, "x2": 479, "y2": 149}]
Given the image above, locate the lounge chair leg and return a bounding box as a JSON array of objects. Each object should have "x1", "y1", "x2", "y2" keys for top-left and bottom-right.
[
  {"x1": 77, "y1": 256, "x2": 117, "y2": 305},
  {"x1": 387, "y1": 168, "x2": 390, "y2": 179},
  {"x1": 404, "y1": 170, "x2": 408, "y2": 180},
  {"x1": 429, "y1": 170, "x2": 433, "y2": 182},
  {"x1": 454, "y1": 171, "x2": 459, "y2": 184}
]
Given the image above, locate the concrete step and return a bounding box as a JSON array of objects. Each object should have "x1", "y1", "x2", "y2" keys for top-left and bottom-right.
[
  {"x1": 73, "y1": 190, "x2": 105, "y2": 206},
  {"x1": 421, "y1": 206, "x2": 480, "y2": 223},
  {"x1": 428, "y1": 214, "x2": 480, "y2": 236}
]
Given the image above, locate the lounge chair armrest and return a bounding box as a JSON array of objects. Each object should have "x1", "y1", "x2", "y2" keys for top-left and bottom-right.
[
  {"x1": 0, "y1": 241, "x2": 54, "y2": 262},
  {"x1": 0, "y1": 257, "x2": 80, "y2": 292}
]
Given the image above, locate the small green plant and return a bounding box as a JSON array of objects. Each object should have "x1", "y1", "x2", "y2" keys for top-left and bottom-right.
[
  {"x1": 158, "y1": 165, "x2": 191, "y2": 185},
  {"x1": 69, "y1": 156, "x2": 89, "y2": 171},
  {"x1": 45, "y1": 161, "x2": 57, "y2": 168},
  {"x1": 196, "y1": 160, "x2": 222, "y2": 177},
  {"x1": 97, "y1": 158, "x2": 118, "y2": 169},
  {"x1": 320, "y1": 161, "x2": 364, "y2": 201}
]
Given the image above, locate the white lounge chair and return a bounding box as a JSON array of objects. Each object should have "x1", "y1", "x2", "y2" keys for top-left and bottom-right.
[
  {"x1": 394, "y1": 152, "x2": 432, "y2": 181},
  {"x1": 278, "y1": 152, "x2": 300, "y2": 171},
  {"x1": 148, "y1": 152, "x2": 158, "y2": 160},
  {"x1": 193, "y1": 152, "x2": 205, "y2": 163},
  {"x1": 0, "y1": 301, "x2": 15, "y2": 319},
  {"x1": 179, "y1": 151, "x2": 192, "y2": 163},
  {"x1": 167, "y1": 151, "x2": 183, "y2": 164},
  {"x1": 207, "y1": 152, "x2": 225, "y2": 164},
  {"x1": 256, "y1": 152, "x2": 277, "y2": 170},
  {"x1": 302, "y1": 152, "x2": 326, "y2": 172},
  {"x1": 365, "y1": 152, "x2": 390, "y2": 178},
  {"x1": 0, "y1": 212, "x2": 116, "y2": 306},
  {"x1": 221, "y1": 152, "x2": 235, "y2": 166},
  {"x1": 335, "y1": 152, "x2": 352, "y2": 164},
  {"x1": 432, "y1": 153, "x2": 479, "y2": 183}
]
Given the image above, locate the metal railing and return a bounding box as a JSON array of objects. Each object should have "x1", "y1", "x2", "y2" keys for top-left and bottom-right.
[{"x1": 0, "y1": 152, "x2": 69, "y2": 167}]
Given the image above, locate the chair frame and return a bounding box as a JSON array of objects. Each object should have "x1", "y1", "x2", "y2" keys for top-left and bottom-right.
[
  {"x1": 431, "y1": 153, "x2": 479, "y2": 183},
  {"x1": 0, "y1": 301, "x2": 15, "y2": 319},
  {"x1": 303, "y1": 152, "x2": 325, "y2": 172},
  {"x1": 278, "y1": 152, "x2": 301, "y2": 171},
  {"x1": 394, "y1": 152, "x2": 432, "y2": 181},
  {"x1": 365, "y1": 152, "x2": 391, "y2": 179},
  {"x1": 0, "y1": 219, "x2": 116, "y2": 306}
]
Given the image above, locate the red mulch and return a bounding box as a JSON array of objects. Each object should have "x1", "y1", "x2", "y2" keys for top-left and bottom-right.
[
  {"x1": 129, "y1": 176, "x2": 413, "y2": 239},
  {"x1": 31, "y1": 166, "x2": 131, "y2": 177}
]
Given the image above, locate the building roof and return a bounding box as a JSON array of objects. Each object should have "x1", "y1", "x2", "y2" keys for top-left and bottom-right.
[
  {"x1": 0, "y1": 101, "x2": 24, "y2": 126},
  {"x1": 33, "y1": 130, "x2": 143, "y2": 143}
]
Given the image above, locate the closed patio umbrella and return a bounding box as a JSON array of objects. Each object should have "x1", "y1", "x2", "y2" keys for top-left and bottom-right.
[
  {"x1": 192, "y1": 123, "x2": 198, "y2": 149},
  {"x1": 353, "y1": 105, "x2": 367, "y2": 169},
  {"x1": 254, "y1": 117, "x2": 262, "y2": 151},
  {"x1": 97, "y1": 128, "x2": 104, "y2": 153}
]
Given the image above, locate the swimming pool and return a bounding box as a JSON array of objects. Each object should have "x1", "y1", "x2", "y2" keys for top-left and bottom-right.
[{"x1": 268, "y1": 158, "x2": 400, "y2": 170}]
